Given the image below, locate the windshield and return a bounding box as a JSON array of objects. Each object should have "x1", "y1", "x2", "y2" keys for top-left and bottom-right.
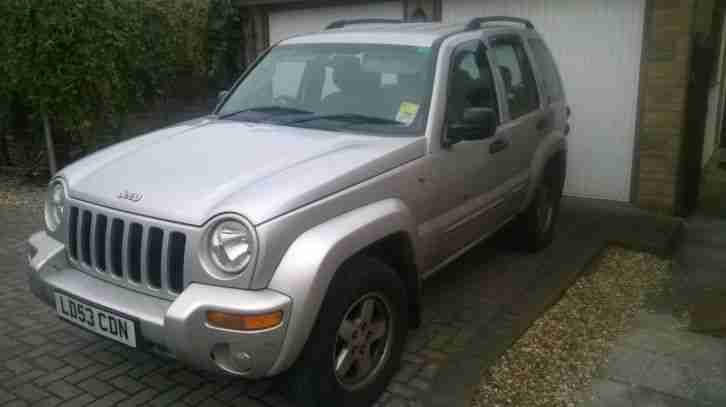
[{"x1": 217, "y1": 43, "x2": 435, "y2": 136}]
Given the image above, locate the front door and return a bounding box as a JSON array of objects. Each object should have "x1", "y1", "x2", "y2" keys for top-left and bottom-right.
[
  {"x1": 425, "y1": 39, "x2": 517, "y2": 267},
  {"x1": 488, "y1": 34, "x2": 546, "y2": 198}
]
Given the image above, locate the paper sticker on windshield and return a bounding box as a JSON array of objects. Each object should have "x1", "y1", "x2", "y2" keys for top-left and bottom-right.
[{"x1": 396, "y1": 102, "x2": 420, "y2": 125}]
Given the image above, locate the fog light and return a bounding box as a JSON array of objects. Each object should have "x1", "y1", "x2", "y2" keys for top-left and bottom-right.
[
  {"x1": 207, "y1": 310, "x2": 283, "y2": 331},
  {"x1": 211, "y1": 344, "x2": 253, "y2": 375}
]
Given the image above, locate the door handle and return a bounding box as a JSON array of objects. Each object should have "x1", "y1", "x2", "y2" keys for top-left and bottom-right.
[{"x1": 489, "y1": 138, "x2": 509, "y2": 154}]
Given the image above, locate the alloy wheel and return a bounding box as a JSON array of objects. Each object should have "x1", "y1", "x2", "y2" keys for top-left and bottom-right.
[
  {"x1": 537, "y1": 184, "x2": 554, "y2": 236},
  {"x1": 333, "y1": 292, "x2": 394, "y2": 391}
]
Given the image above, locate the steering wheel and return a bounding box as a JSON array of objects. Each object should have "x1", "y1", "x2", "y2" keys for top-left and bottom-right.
[{"x1": 274, "y1": 95, "x2": 297, "y2": 107}]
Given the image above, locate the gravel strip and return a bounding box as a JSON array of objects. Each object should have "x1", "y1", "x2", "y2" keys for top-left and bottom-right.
[
  {"x1": 0, "y1": 173, "x2": 46, "y2": 212},
  {"x1": 472, "y1": 246, "x2": 670, "y2": 407}
]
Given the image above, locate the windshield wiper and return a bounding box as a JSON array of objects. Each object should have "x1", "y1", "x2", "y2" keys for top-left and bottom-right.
[
  {"x1": 284, "y1": 113, "x2": 403, "y2": 126},
  {"x1": 219, "y1": 106, "x2": 312, "y2": 119}
]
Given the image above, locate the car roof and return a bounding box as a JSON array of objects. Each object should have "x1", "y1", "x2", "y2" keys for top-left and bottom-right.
[{"x1": 279, "y1": 22, "x2": 531, "y2": 48}]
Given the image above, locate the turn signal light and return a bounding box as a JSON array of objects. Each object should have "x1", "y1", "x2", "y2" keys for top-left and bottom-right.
[{"x1": 206, "y1": 310, "x2": 283, "y2": 331}]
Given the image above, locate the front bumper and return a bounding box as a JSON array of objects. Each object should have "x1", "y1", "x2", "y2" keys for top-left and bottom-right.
[{"x1": 27, "y1": 232, "x2": 291, "y2": 378}]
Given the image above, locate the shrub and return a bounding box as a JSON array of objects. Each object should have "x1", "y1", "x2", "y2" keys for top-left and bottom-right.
[{"x1": 0, "y1": 0, "x2": 211, "y2": 172}]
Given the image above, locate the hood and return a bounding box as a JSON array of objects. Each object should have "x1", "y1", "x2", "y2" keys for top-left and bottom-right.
[{"x1": 60, "y1": 118, "x2": 425, "y2": 226}]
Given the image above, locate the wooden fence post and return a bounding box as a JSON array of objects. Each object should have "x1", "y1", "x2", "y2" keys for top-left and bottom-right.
[{"x1": 41, "y1": 109, "x2": 57, "y2": 175}]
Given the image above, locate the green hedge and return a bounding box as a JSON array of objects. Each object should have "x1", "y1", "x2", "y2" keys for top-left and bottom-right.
[{"x1": 0, "y1": 0, "x2": 211, "y2": 169}]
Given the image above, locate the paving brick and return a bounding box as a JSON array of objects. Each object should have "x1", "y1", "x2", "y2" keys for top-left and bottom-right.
[
  {"x1": 246, "y1": 379, "x2": 274, "y2": 398},
  {"x1": 409, "y1": 378, "x2": 431, "y2": 393},
  {"x1": 259, "y1": 392, "x2": 296, "y2": 407},
  {"x1": 77, "y1": 378, "x2": 114, "y2": 397},
  {"x1": 4, "y1": 399, "x2": 29, "y2": 407},
  {"x1": 56, "y1": 394, "x2": 95, "y2": 407},
  {"x1": 148, "y1": 387, "x2": 191, "y2": 407},
  {"x1": 35, "y1": 366, "x2": 77, "y2": 386},
  {"x1": 116, "y1": 388, "x2": 158, "y2": 407},
  {"x1": 229, "y1": 395, "x2": 269, "y2": 407},
  {"x1": 63, "y1": 365, "x2": 106, "y2": 384},
  {"x1": 383, "y1": 397, "x2": 408, "y2": 407},
  {"x1": 215, "y1": 385, "x2": 247, "y2": 402},
  {"x1": 388, "y1": 382, "x2": 416, "y2": 399},
  {"x1": 35, "y1": 396, "x2": 64, "y2": 407},
  {"x1": 47, "y1": 380, "x2": 83, "y2": 400},
  {"x1": 183, "y1": 383, "x2": 221, "y2": 405},
  {"x1": 392, "y1": 363, "x2": 419, "y2": 383},
  {"x1": 110, "y1": 376, "x2": 146, "y2": 394},
  {"x1": 25, "y1": 343, "x2": 64, "y2": 359},
  {"x1": 84, "y1": 391, "x2": 128, "y2": 407},
  {"x1": 418, "y1": 362, "x2": 440, "y2": 380},
  {"x1": 196, "y1": 398, "x2": 232, "y2": 407},
  {"x1": 428, "y1": 333, "x2": 453, "y2": 349},
  {"x1": 402, "y1": 352, "x2": 425, "y2": 365},
  {"x1": 20, "y1": 334, "x2": 47, "y2": 346},
  {"x1": 0, "y1": 344, "x2": 31, "y2": 363},
  {"x1": 63, "y1": 354, "x2": 95, "y2": 369},
  {"x1": 13, "y1": 383, "x2": 52, "y2": 402},
  {"x1": 0, "y1": 388, "x2": 17, "y2": 403},
  {"x1": 170, "y1": 370, "x2": 206, "y2": 387},
  {"x1": 143, "y1": 373, "x2": 177, "y2": 391},
  {"x1": 4, "y1": 369, "x2": 47, "y2": 387},
  {"x1": 5, "y1": 358, "x2": 33, "y2": 373},
  {"x1": 126, "y1": 361, "x2": 164, "y2": 379},
  {"x1": 420, "y1": 349, "x2": 448, "y2": 361},
  {"x1": 34, "y1": 355, "x2": 66, "y2": 371},
  {"x1": 88, "y1": 351, "x2": 124, "y2": 366}
]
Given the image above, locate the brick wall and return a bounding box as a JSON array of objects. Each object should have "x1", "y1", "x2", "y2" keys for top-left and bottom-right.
[{"x1": 635, "y1": 0, "x2": 697, "y2": 214}]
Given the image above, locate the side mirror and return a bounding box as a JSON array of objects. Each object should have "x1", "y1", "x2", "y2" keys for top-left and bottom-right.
[
  {"x1": 217, "y1": 90, "x2": 229, "y2": 105},
  {"x1": 445, "y1": 107, "x2": 497, "y2": 147}
]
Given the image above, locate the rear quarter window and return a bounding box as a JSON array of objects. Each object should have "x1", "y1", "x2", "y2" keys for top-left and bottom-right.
[
  {"x1": 528, "y1": 39, "x2": 565, "y2": 103},
  {"x1": 491, "y1": 38, "x2": 540, "y2": 120}
]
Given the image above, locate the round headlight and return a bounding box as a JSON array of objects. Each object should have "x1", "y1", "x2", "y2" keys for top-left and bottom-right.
[
  {"x1": 207, "y1": 219, "x2": 254, "y2": 274},
  {"x1": 45, "y1": 181, "x2": 66, "y2": 232}
]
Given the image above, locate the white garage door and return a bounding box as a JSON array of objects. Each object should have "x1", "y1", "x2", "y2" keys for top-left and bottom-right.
[
  {"x1": 269, "y1": 2, "x2": 403, "y2": 45},
  {"x1": 444, "y1": 0, "x2": 646, "y2": 201}
]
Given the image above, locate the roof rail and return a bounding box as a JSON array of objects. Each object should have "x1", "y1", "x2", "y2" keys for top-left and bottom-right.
[
  {"x1": 325, "y1": 18, "x2": 404, "y2": 30},
  {"x1": 465, "y1": 16, "x2": 534, "y2": 30}
]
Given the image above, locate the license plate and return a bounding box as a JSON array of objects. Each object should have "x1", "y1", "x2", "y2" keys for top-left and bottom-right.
[{"x1": 54, "y1": 292, "x2": 137, "y2": 348}]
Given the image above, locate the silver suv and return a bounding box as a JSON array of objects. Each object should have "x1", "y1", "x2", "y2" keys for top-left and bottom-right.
[{"x1": 27, "y1": 17, "x2": 568, "y2": 406}]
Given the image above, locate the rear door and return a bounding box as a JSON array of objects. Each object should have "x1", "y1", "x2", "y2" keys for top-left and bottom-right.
[
  {"x1": 487, "y1": 34, "x2": 544, "y2": 202},
  {"x1": 527, "y1": 36, "x2": 569, "y2": 145}
]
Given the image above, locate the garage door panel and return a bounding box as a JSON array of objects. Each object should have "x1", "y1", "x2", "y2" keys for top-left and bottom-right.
[
  {"x1": 269, "y1": 2, "x2": 403, "y2": 44},
  {"x1": 444, "y1": 0, "x2": 646, "y2": 201}
]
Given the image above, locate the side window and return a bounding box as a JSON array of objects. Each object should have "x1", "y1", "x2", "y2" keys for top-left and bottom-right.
[
  {"x1": 272, "y1": 61, "x2": 306, "y2": 100},
  {"x1": 528, "y1": 39, "x2": 564, "y2": 102},
  {"x1": 491, "y1": 37, "x2": 540, "y2": 119},
  {"x1": 447, "y1": 40, "x2": 498, "y2": 124}
]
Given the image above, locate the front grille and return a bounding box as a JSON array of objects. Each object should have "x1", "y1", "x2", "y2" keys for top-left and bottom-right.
[{"x1": 68, "y1": 206, "x2": 186, "y2": 296}]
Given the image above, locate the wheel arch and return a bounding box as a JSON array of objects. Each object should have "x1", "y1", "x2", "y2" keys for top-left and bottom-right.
[
  {"x1": 266, "y1": 199, "x2": 421, "y2": 375},
  {"x1": 359, "y1": 231, "x2": 421, "y2": 330},
  {"x1": 523, "y1": 134, "x2": 567, "y2": 211}
]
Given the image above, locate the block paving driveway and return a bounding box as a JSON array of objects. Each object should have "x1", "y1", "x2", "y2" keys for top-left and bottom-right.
[{"x1": 0, "y1": 198, "x2": 678, "y2": 407}]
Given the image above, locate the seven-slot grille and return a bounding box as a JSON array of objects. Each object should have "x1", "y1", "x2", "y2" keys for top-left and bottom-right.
[{"x1": 67, "y1": 206, "x2": 186, "y2": 296}]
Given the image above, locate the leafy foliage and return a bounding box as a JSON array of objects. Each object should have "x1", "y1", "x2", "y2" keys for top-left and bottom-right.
[
  {"x1": 207, "y1": 0, "x2": 245, "y2": 90},
  {"x1": 0, "y1": 0, "x2": 211, "y2": 164}
]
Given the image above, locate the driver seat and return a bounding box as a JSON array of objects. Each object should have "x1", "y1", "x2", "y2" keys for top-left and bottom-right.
[{"x1": 321, "y1": 56, "x2": 382, "y2": 116}]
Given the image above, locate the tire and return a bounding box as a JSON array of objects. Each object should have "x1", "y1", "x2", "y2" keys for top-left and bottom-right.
[
  {"x1": 501, "y1": 165, "x2": 563, "y2": 252},
  {"x1": 284, "y1": 256, "x2": 408, "y2": 407}
]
